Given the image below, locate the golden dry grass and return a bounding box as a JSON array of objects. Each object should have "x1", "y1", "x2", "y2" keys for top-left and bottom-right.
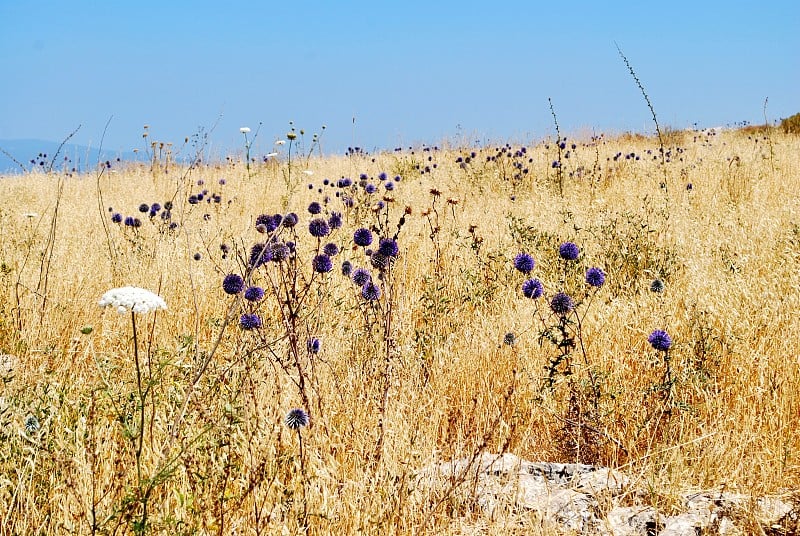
[{"x1": 0, "y1": 128, "x2": 798, "y2": 534}]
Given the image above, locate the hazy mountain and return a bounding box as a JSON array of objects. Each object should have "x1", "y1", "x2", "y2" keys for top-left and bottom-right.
[{"x1": 0, "y1": 139, "x2": 146, "y2": 174}]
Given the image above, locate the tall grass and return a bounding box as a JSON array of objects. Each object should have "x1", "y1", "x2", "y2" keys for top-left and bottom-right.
[{"x1": 0, "y1": 126, "x2": 798, "y2": 534}]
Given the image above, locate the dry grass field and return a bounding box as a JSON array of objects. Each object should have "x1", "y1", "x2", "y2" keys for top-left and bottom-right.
[{"x1": 1, "y1": 127, "x2": 798, "y2": 534}]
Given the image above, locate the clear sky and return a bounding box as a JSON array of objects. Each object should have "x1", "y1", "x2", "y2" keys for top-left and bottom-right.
[{"x1": 1, "y1": 1, "x2": 797, "y2": 158}]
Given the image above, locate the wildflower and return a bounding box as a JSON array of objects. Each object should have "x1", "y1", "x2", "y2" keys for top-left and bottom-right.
[
  {"x1": 503, "y1": 332, "x2": 516, "y2": 346},
  {"x1": 559, "y1": 242, "x2": 580, "y2": 261},
  {"x1": 249, "y1": 243, "x2": 272, "y2": 267},
  {"x1": 341, "y1": 260, "x2": 353, "y2": 276},
  {"x1": 270, "y1": 242, "x2": 290, "y2": 262},
  {"x1": 307, "y1": 338, "x2": 321, "y2": 354},
  {"x1": 550, "y1": 292, "x2": 574, "y2": 315},
  {"x1": 378, "y1": 238, "x2": 399, "y2": 257},
  {"x1": 265, "y1": 152, "x2": 279, "y2": 158},
  {"x1": 275, "y1": 140, "x2": 286, "y2": 146},
  {"x1": 138, "y1": 203, "x2": 149, "y2": 213},
  {"x1": 22, "y1": 212, "x2": 38, "y2": 219},
  {"x1": 244, "y1": 286, "x2": 265, "y2": 302},
  {"x1": 353, "y1": 228, "x2": 373, "y2": 247},
  {"x1": 365, "y1": 184, "x2": 377, "y2": 194},
  {"x1": 240, "y1": 127, "x2": 251, "y2": 133},
  {"x1": 585, "y1": 267, "x2": 606, "y2": 287},
  {"x1": 256, "y1": 213, "x2": 279, "y2": 233},
  {"x1": 111, "y1": 213, "x2": 122, "y2": 223},
  {"x1": 370, "y1": 252, "x2": 389, "y2": 270},
  {"x1": 99, "y1": 287, "x2": 167, "y2": 315},
  {"x1": 323, "y1": 243, "x2": 339, "y2": 256},
  {"x1": 285, "y1": 408, "x2": 309, "y2": 430},
  {"x1": 308, "y1": 218, "x2": 330, "y2": 238},
  {"x1": 193, "y1": 253, "x2": 202, "y2": 261},
  {"x1": 240, "y1": 313, "x2": 262, "y2": 330},
  {"x1": 302, "y1": 170, "x2": 314, "y2": 176},
  {"x1": 352, "y1": 268, "x2": 371, "y2": 286},
  {"x1": 25, "y1": 414, "x2": 40, "y2": 434},
  {"x1": 522, "y1": 278, "x2": 543, "y2": 299},
  {"x1": 514, "y1": 253, "x2": 535, "y2": 274},
  {"x1": 361, "y1": 281, "x2": 381, "y2": 301},
  {"x1": 283, "y1": 212, "x2": 299, "y2": 228},
  {"x1": 648, "y1": 330, "x2": 672, "y2": 351},
  {"x1": 650, "y1": 279, "x2": 665, "y2": 293},
  {"x1": 312, "y1": 254, "x2": 333, "y2": 273},
  {"x1": 328, "y1": 211, "x2": 343, "y2": 229},
  {"x1": 308, "y1": 201, "x2": 322, "y2": 215},
  {"x1": 124, "y1": 216, "x2": 136, "y2": 227}
]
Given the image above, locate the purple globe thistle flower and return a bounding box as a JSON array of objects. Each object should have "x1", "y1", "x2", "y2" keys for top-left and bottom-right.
[
  {"x1": 585, "y1": 267, "x2": 606, "y2": 287},
  {"x1": 328, "y1": 211, "x2": 343, "y2": 229},
  {"x1": 111, "y1": 213, "x2": 122, "y2": 223},
  {"x1": 285, "y1": 408, "x2": 309, "y2": 430},
  {"x1": 503, "y1": 332, "x2": 516, "y2": 346},
  {"x1": 138, "y1": 203, "x2": 149, "y2": 213},
  {"x1": 361, "y1": 281, "x2": 381, "y2": 301},
  {"x1": 255, "y1": 213, "x2": 273, "y2": 232},
  {"x1": 124, "y1": 216, "x2": 135, "y2": 227},
  {"x1": 282, "y1": 212, "x2": 299, "y2": 228},
  {"x1": 240, "y1": 313, "x2": 262, "y2": 330},
  {"x1": 223, "y1": 274, "x2": 245, "y2": 295},
  {"x1": 188, "y1": 195, "x2": 199, "y2": 204},
  {"x1": 378, "y1": 238, "x2": 399, "y2": 257},
  {"x1": 308, "y1": 218, "x2": 330, "y2": 238},
  {"x1": 164, "y1": 201, "x2": 173, "y2": 211},
  {"x1": 312, "y1": 254, "x2": 333, "y2": 273},
  {"x1": 559, "y1": 242, "x2": 580, "y2": 261},
  {"x1": 384, "y1": 181, "x2": 394, "y2": 191},
  {"x1": 341, "y1": 260, "x2": 353, "y2": 276},
  {"x1": 132, "y1": 218, "x2": 142, "y2": 228},
  {"x1": 306, "y1": 337, "x2": 321, "y2": 354},
  {"x1": 308, "y1": 201, "x2": 322, "y2": 214},
  {"x1": 244, "y1": 286, "x2": 265, "y2": 302},
  {"x1": 550, "y1": 292, "x2": 575, "y2": 315},
  {"x1": 249, "y1": 243, "x2": 272, "y2": 267},
  {"x1": 365, "y1": 183, "x2": 377, "y2": 194},
  {"x1": 514, "y1": 253, "x2": 535, "y2": 274},
  {"x1": 270, "y1": 242, "x2": 290, "y2": 263},
  {"x1": 353, "y1": 228, "x2": 373, "y2": 247},
  {"x1": 378, "y1": 171, "x2": 388, "y2": 181},
  {"x1": 151, "y1": 202, "x2": 161, "y2": 213},
  {"x1": 352, "y1": 268, "x2": 371, "y2": 286},
  {"x1": 648, "y1": 330, "x2": 672, "y2": 352},
  {"x1": 193, "y1": 253, "x2": 202, "y2": 261},
  {"x1": 323, "y1": 242, "x2": 339, "y2": 256},
  {"x1": 650, "y1": 279, "x2": 665, "y2": 293},
  {"x1": 522, "y1": 278, "x2": 544, "y2": 299}
]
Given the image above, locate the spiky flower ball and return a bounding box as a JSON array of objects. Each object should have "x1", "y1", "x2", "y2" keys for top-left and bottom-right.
[
  {"x1": 514, "y1": 253, "x2": 535, "y2": 274},
  {"x1": 353, "y1": 228, "x2": 373, "y2": 247},
  {"x1": 312, "y1": 254, "x2": 333, "y2": 273},
  {"x1": 308, "y1": 218, "x2": 330, "y2": 238},
  {"x1": 223, "y1": 274, "x2": 245, "y2": 295},
  {"x1": 650, "y1": 279, "x2": 665, "y2": 293},
  {"x1": 361, "y1": 282, "x2": 381, "y2": 301},
  {"x1": 285, "y1": 408, "x2": 309, "y2": 430},
  {"x1": 352, "y1": 268, "x2": 371, "y2": 286},
  {"x1": 240, "y1": 314, "x2": 262, "y2": 330},
  {"x1": 559, "y1": 242, "x2": 580, "y2": 261},
  {"x1": 244, "y1": 286, "x2": 265, "y2": 302},
  {"x1": 522, "y1": 278, "x2": 544, "y2": 299},
  {"x1": 307, "y1": 338, "x2": 321, "y2": 354},
  {"x1": 550, "y1": 292, "x2": 574, "y2": 315},
  {"x1": 648, "y1": 330, "x2": 672, "y2": 351},
  {"x1": 585, "y1": 267, "x2": 606, "y2": 288}
]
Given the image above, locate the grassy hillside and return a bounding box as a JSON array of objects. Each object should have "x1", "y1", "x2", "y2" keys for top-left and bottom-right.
[{"x1": 0, "y1": 127, "x2": 798, "y2": 534}]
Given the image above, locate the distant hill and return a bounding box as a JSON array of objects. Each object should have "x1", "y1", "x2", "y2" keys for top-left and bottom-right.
[{"x1": 0, "y1": 139, "x2": 146, "y2": 174}]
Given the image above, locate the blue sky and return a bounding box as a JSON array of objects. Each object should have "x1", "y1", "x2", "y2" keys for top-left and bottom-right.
[{"x1": 1, "y1": 1, "x2": 797, "y2": 158}]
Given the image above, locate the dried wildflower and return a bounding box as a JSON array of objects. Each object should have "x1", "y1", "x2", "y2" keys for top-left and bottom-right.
[
  {"x1": 285, "y1": 408, "x2": 309, "y2": 430},
  {"x1": 650, "y1": 279, "x2": 665, "y2": 293},
  {"x1": 503, "y1": 332, "x2": 516, "y2": 346},
  {"x1": 99, "y1": 287, "x2": 167, "y2": 315}
]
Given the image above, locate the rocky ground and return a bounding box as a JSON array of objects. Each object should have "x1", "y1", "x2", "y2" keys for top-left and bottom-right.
[{"x1": 420, "y1": 453, "x2": 798, "y2": 535}]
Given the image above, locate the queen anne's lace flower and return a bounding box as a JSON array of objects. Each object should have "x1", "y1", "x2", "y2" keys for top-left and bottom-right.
[{"x1": 99, "y1": 286, "x2": 167, "y2": 314}]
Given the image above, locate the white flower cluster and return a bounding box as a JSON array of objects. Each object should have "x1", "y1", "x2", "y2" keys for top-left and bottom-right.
[{"x1": 99, "y1": 286, "x2": 167, "y2": 314}]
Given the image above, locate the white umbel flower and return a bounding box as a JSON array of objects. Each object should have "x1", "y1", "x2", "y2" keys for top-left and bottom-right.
[
  {"x1": 239, "y1": 127, "x2": 251, "y2": 133},
  {"x1": 99, "y1": 286, "x2": 167, "y2": 314},
  {"x1": 274, "y1": 140, "x2": 286, "y2": 146}
]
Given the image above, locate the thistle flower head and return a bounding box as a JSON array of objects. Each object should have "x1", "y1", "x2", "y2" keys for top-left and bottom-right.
[
  {"x1": 514, "y1": 253, "x2": 535, "y2": 274},
  {"x1": 306, "y1": 338, "x2": 321, "y2": 354},
  {"x1": 522, "y1": 278, "x2": 543, "y2": 299},
  {"x1": 353, "y1": 228, "x2": 373, "y2": 247},
  {"x1": 361, "y1": 281, "x2": 381, "y2": 301},
  {"x1": 285, "y1": 408, "x2": 309, "y2": 430},
  {"x1": 244, "y1": 286, "x2": 265, "y2": 302},
  {"x1": 650, "y1": 279, "x2": 665, "y2": 293},
  {"x1": 503, "y1": 332, "x2": 516, "y2": 346},
  {"x1": 648, "y1": 330, "x2": 672, "y2": 351},
  {"x1": 378, "y1": 238, "x2": 399, "y2": 257},
  {"x1": 550, "y1": 292, "x2": 574, "y2": 315},
  {"x1": 559, "y1": 242, "x2": 580, "y2": 261},
  {"x1": 323, "y1": 242, "x2": 339, "y2": 256},
  {"x1": 308, "y1": 218, "x2": 330, "y2": 238},
  {"x1": 222, "y1": 274, "x2": 245, "y2": 295},
  {"x1": 240, "y1": 313, "x2": 262, "y2": 330},
  {"x1": 352, "y1": 268, "x2": 371, "y2": 286},
  {"x1": 312, "y1": 254, "x2": 333, "y2": 273},
  {"x1": 341, "y1": 260, "x2": 353, "y2": 276},
  {"x1": 99, "y1": 286, "x2": 167, "y2": 315},
  {"x1": 585, "y1": 267, "x2": 606, "y2": 287}
]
